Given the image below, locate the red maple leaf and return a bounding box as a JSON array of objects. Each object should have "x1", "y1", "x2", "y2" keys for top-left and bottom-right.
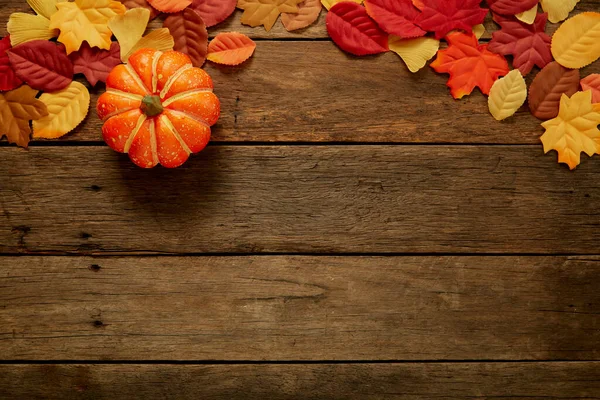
[
  {"x1": 413, "y1": 0, "x2": 488, "y2": 40},
  {"x1": 431, "y1": 32, "x2": 509, "y2": 99},
  {"x1": 0, "y1": 36, "x2": 23, "y2": 92},
  {"x1": 364, "y1": 0, "x2": 426, "y2": 38},
  {"x1": 488, "y1": 13, "x2": 552, "y2": 76},
  {"x1": 487, "y1": 0, "x2": 539, "y2": 16},
  {"x1": 69, "y1": 42, "x2": 121, "y2": 86}
]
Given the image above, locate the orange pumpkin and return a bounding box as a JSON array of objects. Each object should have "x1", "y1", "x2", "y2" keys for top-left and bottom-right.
[{"x1": 97, "y1": 48, "x2": 220, "y2": 168}]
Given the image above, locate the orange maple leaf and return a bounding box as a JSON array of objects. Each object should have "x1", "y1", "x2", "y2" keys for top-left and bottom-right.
[{"x1": 430, "y1": 32, "x2": 510, "y2": 99}]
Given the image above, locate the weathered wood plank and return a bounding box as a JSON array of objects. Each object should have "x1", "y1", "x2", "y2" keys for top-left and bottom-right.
[
  {"x1": 1, "y1": 362, "x2": 599, "y2": 399},
  {"x1": 1, "y1": 1, "x2": 598, "y2": 39},
  {"x1": 1, "y1": 256, "x2": 598, "y2": 360},
  {"x1": 1, "y1": 40, "x2": 598, "y2": 144},
  {"x1": 1, "y1": 146, "x2": 600, "y2": 254}
]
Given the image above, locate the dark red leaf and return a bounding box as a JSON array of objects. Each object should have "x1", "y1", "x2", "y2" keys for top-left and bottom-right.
[
  {"x1": 8, "y1": 40, "x2": 73, "y2": 92},
  {"x1": 488, "y1": 13, "x2": 552, "y2": 76},
  {"x1": 164, "y1": 9, "x2": 209, "y2": 67},
  {"x1": 413, "y1": 0, "x2": 488, "y2": 40},
  {"x1": 0, "y1": 36, "x2": 23, "y2": 92},
  {"x1": 364, "y1": 0, "x2": 426, "y2": 38},
  {"x1": 487, "y1": 0, "x2": 539, "y2": 16},
  {"x1": 326, "y1": 2, "x2": 389, "y2": 56},
  {"x1": 529, "y1": 61, "x2": 581, "y2": 120},
  {"x1": 190, "y1": 0, "x2": 237, "y2": 27},
  {"x1": 69, "y1": 42, "x2": 121, "y2": 86}
]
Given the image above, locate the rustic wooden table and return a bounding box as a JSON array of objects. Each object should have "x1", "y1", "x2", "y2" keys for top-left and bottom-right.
[{"x1": 1, "y1": 1, "x2": 600, "y2": 398}]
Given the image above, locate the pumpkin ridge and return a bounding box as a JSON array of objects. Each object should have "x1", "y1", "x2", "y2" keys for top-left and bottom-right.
[
  {"x1": 151, "y1": 51, "x2": 162, "y2": 93},
  {"x1": 160, "y1": 64, "x2": 193, "y2": 99},
  {"x1": 124, "y1": 114, "x2": 147, "y2": 153},
  {"x1": 102, "y1": 107, "x2": 138, "y2": 122},
  {"x1": 106, "y1": 88, "x2": 144, "y2": 101},
  {"x1": 162, "y1": 88, "x2": 213, "y2": 107},
  {"x1": 166, "y1": 109, "x2": 210, "y2": 128},
  {"x1": 160, "y1": 114, "x2": 192, "y2": 154},
  {"x1": 149, "y1": 119, "x2": 159, "y2": 165},
  {"x1": 125, "y1": 63, "x2": 151, "y2": 95}
]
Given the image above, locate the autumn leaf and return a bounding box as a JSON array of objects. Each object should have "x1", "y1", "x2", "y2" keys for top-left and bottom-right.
[
  {"x1": 321, "y1": 0, "x2": 362, "y2": 10},
  {"x1": 488, "y1": 69, "x2": 527, "y2": 121},
  {"x1": 108, "y1": 8, "x2": 174, "y2": 62},
  {"x1": 389, "y1": 35, "x2": 439, "y2": 73},
  {"x1": 8, "y1": 40, "x2": 73, "y2": 92},
  {"x1": 551, "y1": 12, "x2": 600, "y2": 69},
  {"x1": 412, "y1": 0, "x2": 488, "y2": 40},
  {"x1": 540, "y1": 0, "x2": 579, "y2": 23},
  {"x1": 487, "y1": 0, "x2": 539, "y2": 16},
  {"x1": 430, "y1": 32, "x2": 509, "y2": 99},
  {"x1": 282, "y1": 0, "x2": 322, "y2": 32},
  {"x1": 0, "y1": 36, "x2": 23, "y2": 92},
  {"x1": 147, "y1": 0, "x2": 191, "y2": 13},
  {"x1": 190, "y1": 0, "x2": 237, "y2": 27},
  {"x1": 33, "y1": 81, "x2": 90, "y2": 139},
  {"x1": 0, "y1": 85, "x2": 48, "y2": 147},
  {"x1": 164, "y1": 9, "x2": 209, "y2": 67},
  {"x1": 49, "y1": 0, "x2": 126, "y2": 54},
  {"x1": 581, "y1": 74, "x2": 600, "y2": 104},
  {"x1": 122, "y1": 0, "x2": 161, "y2": 20},
  {"x1": 6, "y1": 0, "x2": 62, "y2": 46},
  {"x1": 541, "y1": 91, "x2": 600, "y2": 170},
  {"x1": 515, "y1": 4, "x2": 538, "y2": 25},
  {"x1": 237, "y1": 0, "x2": 304, "y2": 31},
  {"x1": 487, "y1": 13, "x2": 552, "y2": 76},
  {"x1": 326, "y1": 1, "x2": 389, "y2": 56},
  {"x1": 528, "y1": 61, "x2": 580, "y2": 120},
  {"x1": 207, "y1": 32, "x2": 256, "y2": 65},
  {"x1": 364, "y1": 0, "x2": 426, "y2": 38},
  {"x1": 69, "y1": 42, "x2": 121, "y2": 86}
]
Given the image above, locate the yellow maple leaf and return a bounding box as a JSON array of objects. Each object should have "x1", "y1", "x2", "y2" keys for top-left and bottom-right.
[
  {"x1": 541, "y1": 91, "x2": 600, "y2": 170},
  {"x1": 33, "y1": 82, "x2": 90, "y2": 139},
  {"x1": 108, "y1": 8, "x2": 174, "y2": 62},
  {"x1": 540, "y1": 0, "x2": 580, "y2": 23},
  {"x1": 7, "y1": 0, "x2": 63, "y2": 46},
  {"x1": 321, "y1": 0, "x2": 361, "y2": 10},
  {"x1": 488, "y1": 70, "x2": 527, "y2": 121},
  {"x1": 49, "y1": 0, "x2": 126, "y2": 54},
  {"x1": 551, "y1": 12, "x2": 600, "y2": 69},
  {"x1": 389, "y1": 36, "x2": 439, "y2": 73},
  {"x1": 238, "y1": 0, "x2": 305, "y2": 31},
  {"x1": 0, "y1": 85, "x2": 48, "y2": 148}
]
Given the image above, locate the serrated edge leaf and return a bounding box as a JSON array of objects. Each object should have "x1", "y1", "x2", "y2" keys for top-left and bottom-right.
[
  {"x1": 551, "y1": 12, "x2": 600, "y2": 69},
  {"x1": 206, "y1": 32, "x2": 256, "y2": 66},
  {"x1": 488, "y1": 69, "x2": 527, "y2": 121}
]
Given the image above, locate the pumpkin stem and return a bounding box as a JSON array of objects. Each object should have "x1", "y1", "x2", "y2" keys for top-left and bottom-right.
[{"x1": 141, "y1": 95, "x2": 163, "y2": 117}]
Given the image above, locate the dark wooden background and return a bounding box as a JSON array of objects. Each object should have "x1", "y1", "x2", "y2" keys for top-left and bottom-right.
[{"x1": 1, "y1": 1, "x2": 599, "y2": 398}]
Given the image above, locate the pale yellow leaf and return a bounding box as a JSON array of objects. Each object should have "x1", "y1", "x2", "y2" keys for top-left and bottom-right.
[
  {"x1": 488, "y1": 69, "x2": 527, "y2": 121},
  {"x1": 237, "y1": 0, "x2": 305, "y2": 31},
  {"x1": 516, "y1": 3, "x2": 538, "y2": 25},
  {"x1": 33, "y1": 81, "x2": 90, "y2": 139},
  {"x1": 540, "y1": 0, "x2": 579, "y2": 23},
  {"x1": 321, "y1": 0, "x2": 361, "y2": 10},
  {"x1": 49, "y1": 0, "x2": 126, "y2": 54},
  {"x1": 389, "y1": 35, "x2": 439, "y2": 73},
  {"x1": 551, "y1": 12, "x2": 600, "y2": 69},
  {"x1": 7, "y1": 13, "x2": 58, "y2": 46},
  {"x1": 108, "y1": 8, "x2": 152, "y2": 59},
  {"x1": 27, "y1": 0, "x2": 63, "y2": 19},
  {"x1": 541, "y1": 91, "x2": 600, "y2": 170},
  {"x1": 125, "y1": 29, "x2": 174, "y2": 62},
  {"x1": 473, "y1": 24, "x2": 485, "y2": 39}
]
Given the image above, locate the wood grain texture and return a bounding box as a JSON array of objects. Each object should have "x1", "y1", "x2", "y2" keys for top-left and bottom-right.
[
  {"x1": 0, "y1": 1, "x2": 598, "y2": 39},
  {"x1": 1, "y1": 146, "x2": 600, "y2": 255},
  {"x1": 1, "y1": 256, "x2": 598, "y2": 360},
  {"x1": 1, "y1": 362, "x2": 599, "y2": 399}
]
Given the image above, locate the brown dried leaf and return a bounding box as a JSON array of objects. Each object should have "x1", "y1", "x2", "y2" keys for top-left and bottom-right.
[
  {"x1": 281, "y1": 0, "x2": 322, "y2": 31},
  {"x1": 0, "y1": 85, "x2": 48, "y2": 147},
  {"x1": 163, "y1": 8, "x2": 208, "y2": 67},
  {"x1": 528, "y1": 61, "x2": 581, "y2": 120}
]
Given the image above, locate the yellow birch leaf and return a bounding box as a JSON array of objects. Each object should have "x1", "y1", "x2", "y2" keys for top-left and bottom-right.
[
  {"x1": 321, "y1": 0, "x2": 361, "y2": 10},
  {"x1": 472, "y1": 23, "x2": 485, "y2": 39},
  {"x1": 27, "y1": 0, "x2": 64, "y2": 19},
  {"x1": 516, "y1": 3, "x2": 538, "y2": 25},
  {"x1": 551, "y1": 12, "x2": 600, "y2": 69},
  {"x1": 33, "y1": 81, "x2": 90, "y2": 139},
  {"x1": 488, "y1": 69, "x2": 527, "y2": 121},
  {"x1": 49, "y1": 0, "x2": 126, "y2": 54},
  {"x1": 7, "y1": 13, "x2": 58, "y2": 46},
  {"x1": 541, "y1": 91, "x2": 600, "y2": 170},
  {"x1": 0, "y1": 85, "x2": 48, "y2": 148},
  {"x1": 540, "y1": 0, "x2": 579, "y2": 23},
  {"x1": 237, "y1": 0, "x2": 305, "y2": 31},
  {"x1": 389, "y1": 35, "x2": 439, "y2": 73}
]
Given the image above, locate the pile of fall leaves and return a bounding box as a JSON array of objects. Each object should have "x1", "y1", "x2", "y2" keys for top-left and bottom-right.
[{"x1": 1, "y1": 0, "x2": 600, "y2": 170}]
